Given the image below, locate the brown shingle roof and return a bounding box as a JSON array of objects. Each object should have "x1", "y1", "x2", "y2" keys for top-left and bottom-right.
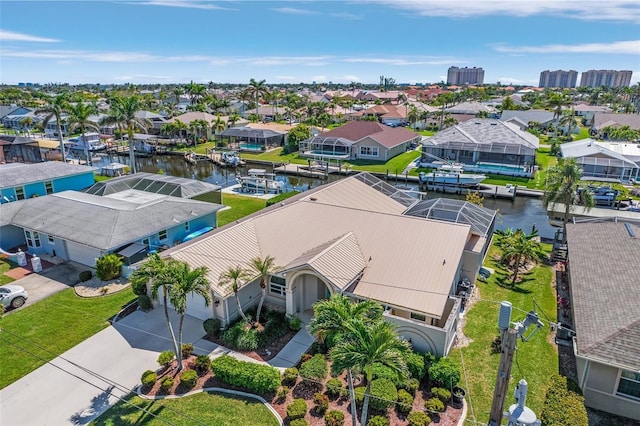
[
  {"x1": 319, "y1": 121, "x2": 419, "y2": 148},
  {"x1": 566, "y1": 221, "x2": 640, "y2": 370}
]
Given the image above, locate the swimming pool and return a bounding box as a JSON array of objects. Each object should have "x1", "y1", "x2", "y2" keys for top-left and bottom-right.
[
  {"x1": 308, "y1": 150, "x2": 350, "y2": 158},
  {"x1": 239, "y1": 143, "x2": 264, "y2": 151},
  {"x1": 476, "y1": 162, "x2": 528, "y2": 173}
]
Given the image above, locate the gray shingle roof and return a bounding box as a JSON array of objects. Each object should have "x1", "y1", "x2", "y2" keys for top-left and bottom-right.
[
  {"x1": 0, "y1": 162, "x2": 97, "y2": 189},
  {"x1": 499, "y1": 110, "x2": 555, "y2": 125},
  {"x1": 0, "y1": 191, "x2": 222, "y2": 251},
  {"x1": 566, "y1": 221, "x2": 640, "y2": 370}
]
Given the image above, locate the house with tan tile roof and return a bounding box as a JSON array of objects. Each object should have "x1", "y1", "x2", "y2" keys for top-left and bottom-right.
[
  {"x1": 299, "y1": 121, "x2": 421, "y2": 161},
  {"x1": 160, "y1": 172, "x2": 496, "y2": 356}
]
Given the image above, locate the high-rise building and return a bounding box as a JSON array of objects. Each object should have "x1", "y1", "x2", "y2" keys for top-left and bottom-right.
[
  {"x1": 579, "y1": 70, "x2": 633, "y2": 88},
  {"x1": 447, "y1": 66, "x2": 485, "y2": 85},
  {"x1": 539, "y1": 70, "x2": 578, "y2": 88}
]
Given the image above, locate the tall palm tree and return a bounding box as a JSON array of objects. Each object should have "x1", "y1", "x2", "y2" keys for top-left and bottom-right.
[
  {"x1": 20, "y1": 117, "x2": 34, "y2": 137},
  {"x1": 219, "y1": 265, "x2": 252, "y2": 323},
  {"x1": 330, "y1": 319, "x2": 410, "y2": 426},
  {"x1": 559, "y1": 109, "x2": 578, "y2": 138},
  {"x1": 543, "y1": 157, "x2": 594, "y2": 242},
  {"x1": 501, "y1": 229, "x2": 541, "y2": 285},
  {"x1": 172, "y1": 119, "x2": 188, "y2": 144},
  {"x1": 212, "y1": 114, "x2": 226, "y2": 135},
  {"x1": 65, "y1": 101, "x2": 99, "y2": 166},
  {"x1": 227, "y1": 113, "x2": 241, "y2": 128},
  {"x1": 167, "y1": 261, "x2": 210, "y2": 371},
  {"x1": 248, "y1": 255, "x2": 280, "y2": 325},
  {"x1": 38, "y1": 93, "x2": 69, "y2": 162},
  {"x1": 243, "y1": 78, "x2": 270, "y2": 114},
  {"x1": 546, "y1": 92, "x2": 572, "y2": 138}
]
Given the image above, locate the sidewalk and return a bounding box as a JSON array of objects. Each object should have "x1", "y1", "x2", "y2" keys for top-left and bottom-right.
[{"x1": 268, "y1": 326, "x2": 315, "y2": 369}]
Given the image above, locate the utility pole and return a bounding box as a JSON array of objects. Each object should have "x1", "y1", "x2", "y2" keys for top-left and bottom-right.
[{"x1": 489, "y1": 327, "x2": 518, "y2": 425}]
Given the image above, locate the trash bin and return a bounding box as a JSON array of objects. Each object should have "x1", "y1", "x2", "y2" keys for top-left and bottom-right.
[
  {"x1": 16, "y1": 249, "x2": 27, "y2": 266},
  {"x1": 31, "y1": 254, "x2": 42, "y2": 273}
]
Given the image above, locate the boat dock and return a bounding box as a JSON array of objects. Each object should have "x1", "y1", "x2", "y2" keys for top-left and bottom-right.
[{"x1": 274, "y1": 163, "x2": 343, "y2": 179}]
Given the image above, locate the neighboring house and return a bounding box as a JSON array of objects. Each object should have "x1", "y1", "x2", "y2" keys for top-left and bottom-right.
[
  {"x1": 592, "y1": 113, "x2": 640, "y2": 139},
  {"x1": 0, "y1": 178, "x2": 222, "y2": 271},
  {"x1": 559, "y1": 139, "x2": 640, "y2": 183},
  {"x1": 161, "y1": 173, "x2": 496, "y2": 356},
  {"x1": 566, "y1": 220, "x2": 640, "y2": 421},
  {"x1": 446, "y1": 102, "x2": 498, "y2": 118},
  {"x1": 0, "y1": 162, "x2": 96, "y2": 203},
  {"x1": 572, "y1": 104, "x2": 612, "y2": 126},
  {"x1": 352, "y1": 105, "x2": 408, "y2": 127},
  {"x1": 499, "y1": 109, "x2": 556, "y2": 131},
  {"x1": 421, "y1": 119, "x2": 540, "y2": 177},
  {"x1": 0, "y1": 105, "x2": 24, "y2": 121},
  {"x1": 242, "y1": 105, "x2": 282, "y2": 122},
  {"x1": 358, "y1": 91, "x2": 400, "y2": 103},
  {"x1": 1, "y1": 107, "x2": 37, "y2": 130},
  {"x1": 0, "y1": 135, "x2": 43, "y2": 163},
  {"x1": 135, "y1": 110, "x2": 167, "y2": 133},
  {"x1": 299, "y1": 121, "x2": 421, "y2": 161}
]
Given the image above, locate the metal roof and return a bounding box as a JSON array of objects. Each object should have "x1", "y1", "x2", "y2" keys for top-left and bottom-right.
[
  {"x1": 85, "y1": 172, "x2": 221, "y2": 198},
  {"x1": 560, "y1": 139, "x2": 639, "y2": 169},
  {"x1": 403, "y1": 198, "x2": 496, "y2": 237},
  {"x1": 0, "y1": 162, "x2": 96, "y2": 189}
]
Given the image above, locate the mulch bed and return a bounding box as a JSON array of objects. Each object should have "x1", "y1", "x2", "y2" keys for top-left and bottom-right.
[{"x1": 202, "y1": 330, "x2": 298, "y2": 362}]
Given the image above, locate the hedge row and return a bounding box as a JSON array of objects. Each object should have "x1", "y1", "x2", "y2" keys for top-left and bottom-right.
[
  {"x1": 211, "y1": 355, "x2": 281, "y2": 394},
  {"x1": 540, "y1": 374, "x2": 588, "y2": 426}
]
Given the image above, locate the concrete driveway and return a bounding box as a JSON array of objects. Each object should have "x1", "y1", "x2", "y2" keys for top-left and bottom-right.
[{"x1": 0, "y1": 308, "x2": 214, "y2": 426}]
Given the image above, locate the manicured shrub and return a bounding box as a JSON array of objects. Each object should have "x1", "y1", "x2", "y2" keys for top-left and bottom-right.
[
  {"x1": 405, "y1": 351, "x2": 426, "y2": 380},
  {"x1": 368, "y1": 416, "x2": 389, "y2": 426},
  {"x1": 324, "y1": 409, "x2": 345, "y2": 426},
  {"x1": 276, "y1": 386, "x2": 289, "y2": 401},
  {"x1": 372, "y1": 363, "x2": 403, "y2": 386},
  {"x1": 96, "y1": 254, "x2": 122, "y2": 280},
  {"x1": 282, "y1": 367, "x2": 299, "y2": 385},
  {"x1": 211, "y1": 355, "x2": 281, "y2": 394},
  {"x1": 131, "y1": 279, "x2": 147, "y2": 296},
  {"x1": 424, "y1": 397, "x2": 445, "y2": 413},
  {"x1": 180, "y1": 369, "x2": 198, "y2": 388},
  {"x1": 325, "y1": 378, "x2": 343, "y2": 397},
  {"x1": 289, "y1": 419, "x2": 308, "y2": 426},
  {"x1": 137, "y1": 294, "x2": 152, "y2": 311},
  {"x1": 431, "y1": 387, "x2": 451, "y2": 403},
  {"x1": 203, "y1": 318, "x2": 221, "y2": 337},
  {"x1": 157, "y1": 350, "x2": 175, "y2": 368},
  {"x1": 300, "y1": 353, "x2": 328, "y2": 381},
  {"x1": 286, "y1": 398, "x2": 307, "y2": 420},
  {"x1": 354, "y1": 379, "x2": 398, "y2": 411},
  {"x1": 540, "y1": 374, "x2": 588, "y2": 426},
  {"x1": 160, "y1": 376, "x2": 174, "y2": 391},
  {"x1": 195, "y1": 355, "x2": 210, "y2": 373},
  {"x1": 222, "y1": 321, "x2": 259, "y2": 351},
  {"x1": 400, "y1": 378, "x2": 420, "y2": 395},
  {"x1": 428, "y1": 357, "x2": 460, "y2": 388},
  {"x1": 288, "y1": 315, "x2": 302, "y2": 331},
  {"x1": 423, "y1": 352, "x2": 437, "y2": 369},
  {"x1": 181, "y1": 343, "x2": 194, "y2": 358},
  {"x1": 397, "y1": 388, "x2": 414, "y2": 413},
  {"x1": 407, "y1": 411, "x2": 431, "y2": 426},
  {"x1": 141, "y1": 370, "x2": 157, "y2": 389},
  {"x1": 79, "y1": 270, "x2": 92, "y2": 282},
  {"x1": 313, "y1": 392, "x2": 329, "y2": 414}
]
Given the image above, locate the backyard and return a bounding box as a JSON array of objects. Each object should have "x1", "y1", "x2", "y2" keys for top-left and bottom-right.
[
  {"x1": 218, "y1": 193, "x2": 267, "y2": 226},
  {"x1": 450, "y1": 242, "x2": 557, "y2": 424}
]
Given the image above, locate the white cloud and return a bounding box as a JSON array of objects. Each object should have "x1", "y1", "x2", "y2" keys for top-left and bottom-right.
[
  {"x1": 0, "y1": 29, "x2": 59, "y2": 43},
  {"x1": 492, "y1": 40, "x2": 640, "y2": 55},
  {"x1": 138, "y1": 1, "x2": 233, "y2": 10},
  {"x1": 375, "y1": 0, "x2": 640, "y2": 23},
  {"x1": 330, "y1": 12, "x2": 362, "y2": 20},
  {"x1": 341, "y1": 75, "x2": 362, "y2": 82},
  {"x1": 342, "y1": 56, "x2": 460, "y2": 66},
  {"x1": 311, "y1": 75, "x2": 328, "y2": 82},
  {"x1": 244, "y1": 56, "x2": 334, "y2": 66},
  {"x1": 272, "y1": 7, "x2": 317, "y2": 15}
]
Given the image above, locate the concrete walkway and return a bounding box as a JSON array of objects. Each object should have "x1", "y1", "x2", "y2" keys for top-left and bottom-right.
[{"x1": 268, "y1": 326, "x2": 315, "y2": 369}]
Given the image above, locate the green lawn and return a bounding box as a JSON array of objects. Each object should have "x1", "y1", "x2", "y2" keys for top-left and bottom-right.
[
  {"x1": 450, "y1": 243, "x2": 557, "y2": 423},
  {"x1": 417, "y1": 129, "x2": 436, "y2": 137},
  {"x1": 91, "y1": 391, "x2": 279, "y2": 426},
  {"x1": 0, "y1": 288, "x2": 135, "y2": 389},
  {"x1": 479, "y1": 149, "x2": 557, "y2": 190},
  {"x1": 218, "y1": 193, "x2": 267, "y2": 227},
  {"x1": 239, "y1": 147, "x2": 308, "y2": 165},
  {"x1": 0, "y1": 258, "x2": 17, "y2": 285},
  {"x1": 347, "y1": 149, "x2": 421, "y2": 174},
  {"x1": 574, "y1": 126, "x2": 590, "y2": 141}
]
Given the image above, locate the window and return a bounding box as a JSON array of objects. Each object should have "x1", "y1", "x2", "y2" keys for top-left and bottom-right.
[
  {"x1": 359, "y1": 146, "x2": 379, "y2": 157},
  {"x1": 617, "y1": 370, "x2": 640, "y2": 399},
  {"x1": 15, "y1": 187, "x2": 25, "y2": 200},
  {"x1": 142, "y1": 238, "x2": 150, "y2": 248},
  {"x1": 45, "y1": 181, "x2": 54, "y2": 195},
  {"x1": 185, "y1": 222, "x2": 190, "y2": 231},
  {"x1": 158, "y1": 230, "x2": 168, "y2": 241},
  {"x1": 269, "y1": 276, "x2": 286, "y2": 297},
  {"x1": 410, "y1": 312, "x2": 427, "y2": 322},
  {"x1": 25, "y1": 230, "x2": 41, "y2": 248},
  {"x1": 48, "y1": 235, "x2": 55, "y2": 244}
]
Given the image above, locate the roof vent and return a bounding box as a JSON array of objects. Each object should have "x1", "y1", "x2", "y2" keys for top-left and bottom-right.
[
  {"x1": 309, "y1": 197, "x2": 317, "y2": 201},
  {"x1": 624, "y1": 222, "x2": 636, "y2": 238}
]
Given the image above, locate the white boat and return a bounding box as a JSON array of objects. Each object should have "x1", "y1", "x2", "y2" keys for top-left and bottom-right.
[
  {"x1": 418, "y1": 164, "x2": 486, "y2": 187},
  {"x1": 220, "y1": 151, "x2": 244, "y2": 167},
  {"x1": 67, "y1": 133, "x2": 107, "y2": 152},
  {"x1": 237, "y1": 169, "x2": 285, "y2": 193}
]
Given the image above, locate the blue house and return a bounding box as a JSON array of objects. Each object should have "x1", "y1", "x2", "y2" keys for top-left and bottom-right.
[{"x1": 0, "y1": 162, "x2": 97, "y2": 203}]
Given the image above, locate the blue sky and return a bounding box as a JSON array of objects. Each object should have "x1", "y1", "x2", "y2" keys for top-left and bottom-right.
[{"x1": 1, "y1": 0, "x2": 639, "y2": 86}]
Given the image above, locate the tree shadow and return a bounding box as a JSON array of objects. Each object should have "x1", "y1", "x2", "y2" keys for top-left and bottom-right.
[
  {"x1": 69, "y1": 386, "x2": 116, "y2": 425},
  {"x1": 495, "y1": 275, "x2": 533, "y2": 294}
]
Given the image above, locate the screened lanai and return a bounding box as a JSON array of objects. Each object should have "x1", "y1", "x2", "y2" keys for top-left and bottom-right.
[
  {"x1": 422, "y1": 140, "x2": 537, "y2": 166},
  {"x1": 403, "y1": 198, "x2": 496, "y2": 238},
  {"x1": 353, "y1": 172, "x2": 417, "y2": 208},
  {"x1": 299, "y1": 136, "x2": 353, "y2": 159},
  {"x1": 220, "y1": 127, "x2": 285, "y2": 151}
]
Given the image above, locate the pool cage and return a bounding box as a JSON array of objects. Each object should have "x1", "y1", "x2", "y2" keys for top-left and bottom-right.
[
  {"x1": 403, "y1": 198, "x2": 496, "y2": 237},
  {"x1": 353, "y1": 172, "x2": 417, "y2": 208},
  {"x1": 299, "y1": 136, "x2": 353, "y2": 158},
  {"x1": 422, "y1": 140, "x2": 537, "y2": 166},
  {"x1": 219, "y1": 127, "x2": 285, "y2": 151}
]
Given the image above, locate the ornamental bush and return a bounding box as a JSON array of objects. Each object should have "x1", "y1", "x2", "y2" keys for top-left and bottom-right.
[
  {"x1": 96, "y1": 254, "x2": 122, "y2": 281},
  {"x1": 368, "y1": 416, "x2": 390, "y2": 426},
  {"x1": 354, "y1": 379, "x2": 398, "y2": 411},
  {"x1": 431, "y1": 387, "x2": 452, "y2": 403},
  {"x1": 397, "y1": 388, "x2": 414, "y2": 414},
  {"x1": 400, "y1": 378, "x2": 420, "y2": 395},
  {"x1": 181, "y1": 343, "x2": 194, "y2": 358},
  {"x1": 282, "y1": 367, "x2": 299, "y2": 385},
  {"x1": 407, "y1": 411, "x2": 431, "y2": 426},
  {"x1": 195, "y1": 355, "x2": 210, "y2": 373},
  {"x1": 325, "y1": 378, "x2": 343, "y2": 398},
  {"x1": 372, "y1": 363, "x2": 403, "y2": 386},
  {"x1": 211, "y1": 355, "x2": 281, "y2": 394},
  {"x1": 540, "y1": 374, "x2": 588, "y2": 426},
  {"x1": 157, "y1": 350, "x2": 175, "y2": 368},
  {"x1": 160, "y1": 376, "x2": 174, "y2": 391},
  {"x1": 276, "y1": 386, "x2": 289, "y2": 401},
  {"x1": 324, "y1": 409, "x2": 345, "y2": 426},
  {"x1": 180, "y1": 370, "x2": 198, "y2": 388},
  {"x1": 299, "y1": 353, "x2": 328, "y2": 381},
  {"x1": 138, "y1": 294, "x2": 152, "y2": 311},
  {"x1": 428, "y1": 357, "x2": 460, "y2": 388},
  {"x1": 425, "y1": 397, "x2": 445, "y2": 413},
  {"x1": 203, "y1": 318, "x2": 221, "y2": 338},
  {"x1": 286, "y1": 398, "x2": 307, "y2": 420},
  {"x1": 79, "y1": 270, "x2": 92, "y2": 282},
  {"x1": 289, "y1": 419, "x2": 308, "y2": 426},
  {"x1": 141, "y1": 370, "x2": 157, "y2": 389},
  {"x1": 131, "y1": 279, "x2": 148, "y2": 296},
  {"x1": 405, "y1": 351, "x2": 426, "y2": 380},
  {"x1": 313, "y1": 392, "x2": 329, "y2": 414}
]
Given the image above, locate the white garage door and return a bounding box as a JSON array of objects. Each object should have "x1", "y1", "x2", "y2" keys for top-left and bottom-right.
[
  {"x1": 157, "y1": 292, "x2": 213, "y2": 320},
  {"x1": 65, "y1": 241, "x2": 101, "y2": 267}
]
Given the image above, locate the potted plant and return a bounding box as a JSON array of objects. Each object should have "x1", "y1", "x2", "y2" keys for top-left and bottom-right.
[{"x1": 452, "y1": 386, "x2": 466, "y2": 404}]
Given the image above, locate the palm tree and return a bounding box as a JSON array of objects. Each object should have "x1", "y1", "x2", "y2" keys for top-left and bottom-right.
[
  {"x1": 227, "y1": 113, "x2": 241, "y2": 128},
  {"x1": 248, "y1": 255, "x2": 280, "y2": 325},
  {"x1": 546, "y1": 92, "x2": 572, "y2": 138},
  {"x1": 243, "y1": 78, "x2": 270, "y2": 114},
  {"x1": 330, "y1": 319, "x2": 410, "y2": 426},
  {"x1": 559, "y1": 109, "x2": 578, "y2": 138},
  {"x1": 38, "y1": 93, "x2": 69, "y2": 162},
  {"x1": 500, "y1": 229, "x2": 541, "y2": 285},
  {"x1": 172, "y1": 119, "x2": 188, "y2": 144},
  {"x1": 167, "y1": 261, "x2": 210, "y2": 371},
  {"x1": 212, "y1": 114, "x2": 226, "y2": 135},
  {"x1": 65, "y1": 101, "x2": 99, "y2": 166},
  {"x1": 543, "y1": 157, "x2": 594, "y2": 242},
  {"x1": 20, "y1": 117, "x2": 34, "y2": 137},
  {"x1": 219, "y1": 265, "x2": 252, "y2": 323}
]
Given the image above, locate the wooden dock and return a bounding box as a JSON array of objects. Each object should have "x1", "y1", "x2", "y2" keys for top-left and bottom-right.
[{"x1": 274, "y1": 163, "x2": 339, "y2": 179}]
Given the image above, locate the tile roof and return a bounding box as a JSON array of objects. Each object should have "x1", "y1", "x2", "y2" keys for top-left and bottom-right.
[
  {"x1": 0, "y1": 162, "x2": 96, "y2": 189},
  {"x1": 318, "y1": 121, "x2": 419, "y2": 148},
  {"x1": 566, "y1": 221, "x2": 640, "y2": 370}
]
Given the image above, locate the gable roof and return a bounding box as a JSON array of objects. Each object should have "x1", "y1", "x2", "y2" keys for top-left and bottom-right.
[
  {"x1": 169, "y1": 111, "x2": 218, "y2": 125},
  {"x1": 566, "y1": 221, "x2": 640, "y2": 370},
  {"x1": 446, "y1": 102, "x2": 497, "y2": 115},
  {"x1": 560, "y1": 139, "x2": 639, "y2": 168},
  {"x1": 499, "y1": 109, "x2": 556, "y2": 125},
  {"x1": 593, "y1": 113, "x2": 640, "y2": 130},
  {"x1": 0, "y1": 162, "x2": 96, "y2": 189},
  {"x1": 423, "y1": 119, "x2": 539, "y2": 151},
  {"x1": 317, "y1": 121, "x2": 419, "y2": 148}
]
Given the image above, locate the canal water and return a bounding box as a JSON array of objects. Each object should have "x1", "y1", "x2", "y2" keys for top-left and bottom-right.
[{"x1": 92, "y1": 152, "x2": 557, "y2": 239}]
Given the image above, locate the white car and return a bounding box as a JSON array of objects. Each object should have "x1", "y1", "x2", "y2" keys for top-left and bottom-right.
[{"x1": 0, "y1": 285, "x2": 28, "y2": 309}]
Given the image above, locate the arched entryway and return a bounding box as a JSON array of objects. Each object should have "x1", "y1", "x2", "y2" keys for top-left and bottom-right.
[{"x1": 285, "y1": 270, "x2": 334, "y2": 318}]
